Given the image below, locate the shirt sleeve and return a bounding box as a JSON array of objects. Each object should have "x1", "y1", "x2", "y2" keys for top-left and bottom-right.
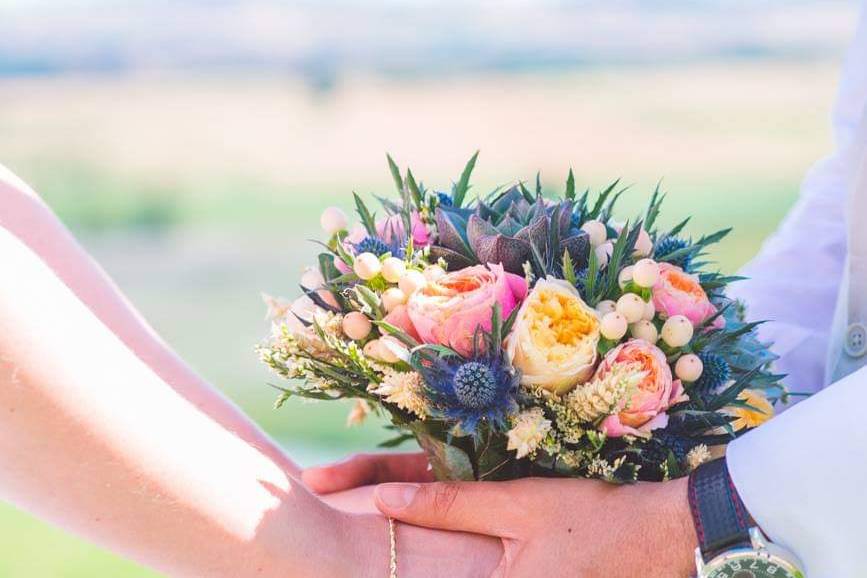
[
  {"x1": 727, "y1": 5, "x2": 867, "y2": 576},
  {"x1": 726, "y1": 3, "x2": 867, "y2": 398},
  {"x1": 727, "y1": 363, "x2": 867, "y2": 577}
]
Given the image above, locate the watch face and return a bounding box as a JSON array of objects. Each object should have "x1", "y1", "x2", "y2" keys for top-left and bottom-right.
[{"x1": 704, "y1": 552, "x2": 803, "y2": 578}]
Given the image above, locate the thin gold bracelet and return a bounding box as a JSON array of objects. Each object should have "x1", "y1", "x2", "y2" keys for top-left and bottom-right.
[{"x1": 388, "y1": 518, "x2": 398, "y2": 578}]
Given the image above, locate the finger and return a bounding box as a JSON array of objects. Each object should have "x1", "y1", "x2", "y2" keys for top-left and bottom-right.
[
  {"x1": 374, "y1": 481, "x2": 524, "y2": 537},
  {"x1": 302, "y1": 452, "x2": 434, "y2": 494}
]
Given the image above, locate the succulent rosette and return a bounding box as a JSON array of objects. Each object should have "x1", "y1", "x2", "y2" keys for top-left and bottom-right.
[{"x1": 259, "y1": 153, "x2": 788, "y2": 484}]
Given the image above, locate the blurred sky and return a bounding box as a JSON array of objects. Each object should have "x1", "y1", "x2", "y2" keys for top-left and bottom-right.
[{"x1": 0, "y1": 1, "x2": 857, "y2": 82}]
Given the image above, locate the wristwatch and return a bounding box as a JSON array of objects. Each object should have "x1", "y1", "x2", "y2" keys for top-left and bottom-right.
[{"x1": 688, "y1": 458, "x2": 806, "y2": 578}]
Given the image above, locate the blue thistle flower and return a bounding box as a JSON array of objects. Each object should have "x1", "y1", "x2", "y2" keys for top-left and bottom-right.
[
  {"x1": 695, "y1": 352, "x2": 730, "y2": 394},
  {"x1": 415, "y1": 349, "x2": 519, "y2": 437},
  {"x1": 651, "y1": 430, "x2": 698, "y2": 463},
  {"x1": 353, "y1": 235, "x2": 405, "y2": 259},
  {"x1": 436, "y1": 191, "x2": 453, "y2": 207},
  {"x1": 655, "y1": 236, "x2": 692, "y2": 269}
]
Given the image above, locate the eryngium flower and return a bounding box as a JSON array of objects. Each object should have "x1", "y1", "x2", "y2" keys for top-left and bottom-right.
[{"x1": 415, "y1": 348, "x2": 519, "y2": 436}]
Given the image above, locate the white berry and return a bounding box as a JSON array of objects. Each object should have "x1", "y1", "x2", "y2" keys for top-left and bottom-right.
[
  {"x1": 661, "y1": 315, "x2": 694, "y2": 348},
  {"x1": 342, "y1": 312, "x2": 373, "y2": 340},
  {"x1": 423, "y1": 265, "x2": 446, "y2": 282},
  {"x1": 600, "y1": 312, "x2": 629, "y2": 341},
  {"x1": 630, "y1": 320, "x2": 659, "y2": 344},
  {"x1": 595, "y1": 300, "x2": 617, "y2": 316},
  {"x1": 381, "y1": 287, "x2": 407, "y2": 312},
  {"x1": 320, "y1": 207, "x2": 348, "y2": 235},
  {"x1": 632, "y1": 258, "x2": 660, "y2": 288},
  {"x1": 643, "y1": 299, "x2": 656, "y2": 321},
  {"x1": 618, "y1": 265, "x2": 635, "y2": 289},
  {"x1": 381, "y1": 257, "x2": 406, "y2": 283},
  {"x1": 353, "y1": 253, "x2": 382, "y2": 280},
  {"x1": 616, "y1": 293, "x2": 646, "y2": 324},
  {"x1": 581, "y1": 220, "x2": 608, "y2": 247},
  {"x1": 398, "y1": 270, "x2": 428, "y2": 295},
  {"x1": 675, "y1": 354, "x2": 704, "y2": 382},
  {"x1": 633, "y1": 228, "x2": 653, "y2": 257},
  {"x1": 595, "y1": 242, "x2": 613, "y2": 268},
  {"x1": 300, "y1": 266, "x2": 325, "y2": 289}
]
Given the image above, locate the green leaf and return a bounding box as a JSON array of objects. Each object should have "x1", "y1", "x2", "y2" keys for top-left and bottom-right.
[
  {"x1": 353, "y1": 192, "x2": 377, "y2": 236},
  {"x1": 644, "y1": 181, "x2": 665, "y2": 232},
  {"x1": 414, "y1": 431, "x2": 476, "y2": 481},
  {"x1": 584, "y1": 248, "x2": 600, "y2": 303},
  {"x1": 518, "y1": 181, "x2": 535, "y2": 203},
  {"x1": 406, "y1": 168, "x2": 423, "y2": 207},
  {"x1": 386, "y1": 153, "x2": 404, "y2": 195},
  {"x1": 374, "y1": 320, "x2": 420, "y2": 348},
  {"x1": 452, "y1": 150, "x2": 479, "y2": 208},
  {"x1": 535, "y1": 171, "x2": 542, "y2": 196},
  {"x1": 565, "y1": 168, "x2": 576, "y2": 201},
  {"x1": 490, "y1": 302, "x2": 503, "y2": 348},
  {"x1": 562, "y1": 248, "x2": 577, "y2": 286},
  {"x1": 667, "y1": 217, "x2": 691, "y2": 238},
  {"x1": 355, "y1": 284, "x2": 384, "y2": 319},
  {"x1": 378, "y1": 432, "x2": 416, "y2": 448},
  {"x1": 588, "y1": 179, "x2": 621, "y2": 219}
]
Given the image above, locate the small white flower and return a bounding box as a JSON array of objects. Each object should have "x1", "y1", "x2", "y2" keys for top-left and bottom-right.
[
  {"x1": 370, "y1": 370, "x2": 428, "y2": 418},
  {"x1": 507, "y1": 407, "x2": 552, "y2": 459},
  {"x1": 686, "y1": 444, "x2": 712, "y2": 471}
]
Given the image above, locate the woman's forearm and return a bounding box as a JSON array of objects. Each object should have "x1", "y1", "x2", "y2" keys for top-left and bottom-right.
[
  {"x1": 0, "y1": 227, "x2": 347, "y2": 577},
  {"x1": 0, "y1": 169, "x2": 299, "y2": 477}
]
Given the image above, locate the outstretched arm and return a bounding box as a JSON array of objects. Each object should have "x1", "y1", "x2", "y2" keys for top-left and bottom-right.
[
  {"x1": 0, "y1": 164, "x2": 299, "y2": 477},
  {"x1": 0, "y1": 225, "x2": 345, "y2": 577},
  {"x1": 0, "y1": 169, "x2": 503, "y2": 577}
]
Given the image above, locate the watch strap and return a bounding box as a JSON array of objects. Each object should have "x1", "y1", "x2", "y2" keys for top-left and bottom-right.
[{"x1": 688, "y1": 458, "x2": 752, "y2": 562}]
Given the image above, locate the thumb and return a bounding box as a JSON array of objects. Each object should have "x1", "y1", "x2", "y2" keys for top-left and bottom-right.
[{"x1": 374, "y1": 481, "x2": 521, "y2": 537}]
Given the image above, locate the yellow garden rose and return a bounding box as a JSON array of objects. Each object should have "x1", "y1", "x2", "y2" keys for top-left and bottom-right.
[{"x1": 505, "y1": 277, "x2": 600, "y2": 394}]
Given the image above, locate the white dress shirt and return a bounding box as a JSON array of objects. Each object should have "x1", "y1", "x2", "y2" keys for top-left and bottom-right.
[{"x1": 727, "y1": 4, "x2": 867, "y2": 576}]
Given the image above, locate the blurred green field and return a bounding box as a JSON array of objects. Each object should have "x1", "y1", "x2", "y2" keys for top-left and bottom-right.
[{"x1": 0, "y1": 60, "x2": 840, "y2": 576}]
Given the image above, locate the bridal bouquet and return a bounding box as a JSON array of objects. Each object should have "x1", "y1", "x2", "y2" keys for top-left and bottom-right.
[{"x1": 258, "y1": 154, "x2": 787, "y2": 483}]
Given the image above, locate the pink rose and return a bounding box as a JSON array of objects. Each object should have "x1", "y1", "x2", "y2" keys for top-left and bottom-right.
[
  {"x1": 397, "y1": 264, "x2": 527, "y2": 356},
  {"x1": 596, "y1": 340, "x2": 688, "y2": 438},
  {"x1": 382, "y1": 303, "x2": 421, "y2": 342},
  {"x1": 652, "y1": 263, "x2": 721, "y2": 327}
]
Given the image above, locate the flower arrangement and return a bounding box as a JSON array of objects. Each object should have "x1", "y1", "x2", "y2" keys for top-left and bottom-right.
[{"x1": 258, "y1": 153, "x2": 788, "y2": 483}]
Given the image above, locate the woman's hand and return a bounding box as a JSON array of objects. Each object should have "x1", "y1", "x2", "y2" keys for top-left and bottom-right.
[{"x1": 307, "y1": 453, "x2": 699, "y2": 578}]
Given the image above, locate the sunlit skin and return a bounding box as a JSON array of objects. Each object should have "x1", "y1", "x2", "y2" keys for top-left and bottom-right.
[
  {"x1": 306, "y1": 452, "x2": 700, "y2": 578},
  {"x1": 0, "y1": 168, "x2": 503, "y2": 578}
]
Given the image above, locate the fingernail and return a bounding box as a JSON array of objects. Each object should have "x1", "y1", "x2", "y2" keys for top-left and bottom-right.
[{"x1": 376, "y1": 483, "x2": 419, "y2": 510}]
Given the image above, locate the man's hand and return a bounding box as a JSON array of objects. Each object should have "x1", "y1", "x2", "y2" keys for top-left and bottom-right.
[
  {"x1": 303, "y1": 452, "x2": 435, "y2": 494},
  {"x1": 307, "y1": 453, "x2": 699, "y2": 578}
]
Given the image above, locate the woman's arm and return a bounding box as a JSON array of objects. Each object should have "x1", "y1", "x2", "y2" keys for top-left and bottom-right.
[
  {"x1": 0, "y1": 225, "x2": 504, "y2": 577},
  {"x1": 0, "y1": 165, "x2": 299, "y2": 477},
  {"x1": 0, "y1": 168, "x2": 504, "y2": 577},
  {"x1": 0, "y1": 226, "x2": 343, "y2": 576}
]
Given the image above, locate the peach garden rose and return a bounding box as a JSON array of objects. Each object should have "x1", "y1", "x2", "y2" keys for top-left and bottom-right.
[
  {"x1": 388, "y1": 263, "x2": 527, "y2": 357},
  {"x1": 596, "y1": 339, "x2": 689, "y2": 438},
  {"x1": 652, "y1": 262, "x2": 722, "y2": 327}
]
